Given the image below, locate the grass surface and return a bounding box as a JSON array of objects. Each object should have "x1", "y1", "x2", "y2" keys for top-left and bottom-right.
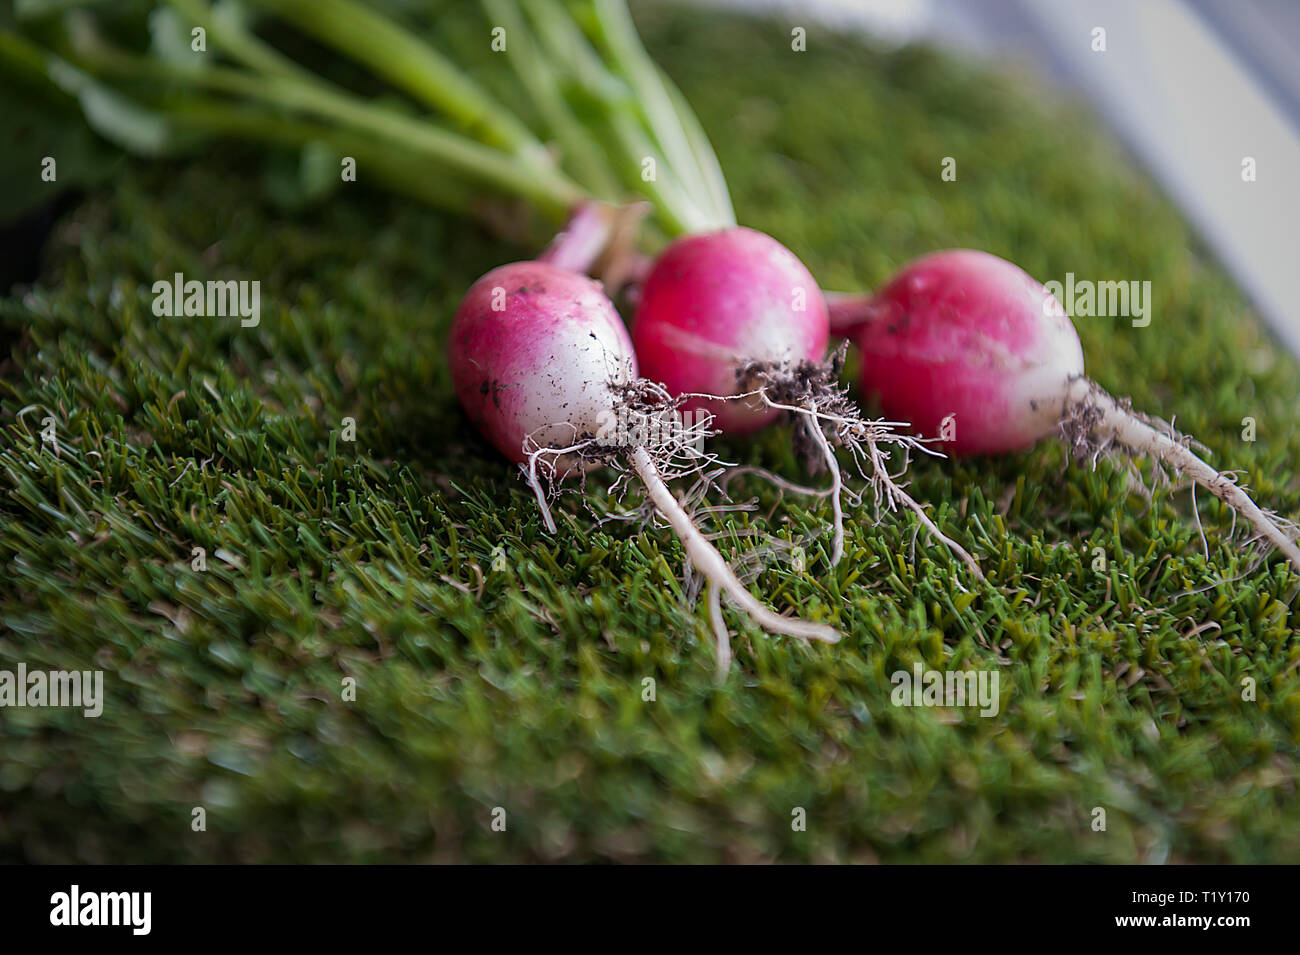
[{"x1": 2, "y1": 7, "x2": 1300, "y2": 863}]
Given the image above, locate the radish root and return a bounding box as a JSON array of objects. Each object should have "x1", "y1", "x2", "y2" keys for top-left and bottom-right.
[
  {"x1": 859, "y1": 434, "x2": 984, "y2": 582},
  {"x1": 522, "y1": 383, "x2": 840, "y2": 668},
  {"x1": 1063, "y1": 377, "x2": 1300, "y2": 573},
  {"x1": 631, "y1": 446, "x2": 839, "y2": 644},
  {"x1": 801, "y1": 401, "x2": 845, "y2": 566},
  {"x1": 706, "y1": 582, "x2": 731, "y2": 683},
  {"x1": 740, "y1": 348, "x2": 983, "y2": 580}
]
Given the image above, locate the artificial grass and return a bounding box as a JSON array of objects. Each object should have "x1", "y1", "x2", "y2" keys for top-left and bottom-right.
[{"x1": 2, "y1": 7, "x2": 1299, "y2": 864}]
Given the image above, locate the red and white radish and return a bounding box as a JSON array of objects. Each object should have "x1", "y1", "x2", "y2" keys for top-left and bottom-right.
[
  {"x1": 450, "y1": 259, "x2": 637, "y2": 476},
  {"x1": 448, "y1": 256, "x2": 840, "y2": 667},
  {"x1": 839, "y1": 249, "x2": 1300, "y2": 571},
  {"x1": 632, "y1": 227, "x2": 982, "y2": 576}
]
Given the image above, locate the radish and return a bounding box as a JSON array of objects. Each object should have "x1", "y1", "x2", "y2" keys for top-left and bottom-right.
[
  {"x1": 448, "y1": 259, "x2": 635, "y2": 477},
  {"x1": 448, "y1": 255, "x2": 840, "y2": 667},
  {"x1": 633, "y1": 227, "x2": 830, "y2": 434},
  {"x1": 839, "y1": 249, "x2": 1300, "y2": 571},
  {"x1": 632, "y1": 227, "x2": 982, "y2": 577}
]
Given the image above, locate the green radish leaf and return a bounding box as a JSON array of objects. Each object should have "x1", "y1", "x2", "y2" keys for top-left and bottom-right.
[{"x1": 46, "y1": 58, "x2": 189, "y2": 156}]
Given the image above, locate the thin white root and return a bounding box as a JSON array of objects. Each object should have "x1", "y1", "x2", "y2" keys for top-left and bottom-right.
[
  {"x1": 630, "y1": 446, "x2": 840, "y2": 644},
  {"x1": 802, "y1": 403, "x2": 845, "y2": 566},
  {"x1": 1071, "y1": 378, "x2": 1300, "y2": 573},
  {"x1": 719, "y1": 465, "x2": 834, "y2": 499},
  {"x1": 750, "y1": 381, "x2": 982, "y2": 581},
  {"x1": 521, "y1": 461, "x2": 558, "y2": 534},
  {"x1": 861, "y1": 436, "x2": 986, "y2": 582},
  {"x1": 707, "y1": 583, "x2": 731, "y2": 683}
]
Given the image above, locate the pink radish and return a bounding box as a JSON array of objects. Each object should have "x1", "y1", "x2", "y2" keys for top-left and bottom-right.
[
  {"x1": 840, "y1": 249, "x2": 1300, "y2": 571},
  {"x1": 633, "y1": 227, "x2": 829, "y2": 434},
  {"x1": 632, "y1": 227, "x2": 982, "y2": 577},
  {"x1": 448, "y1": 255, "x2": 840, "y2": 669}
]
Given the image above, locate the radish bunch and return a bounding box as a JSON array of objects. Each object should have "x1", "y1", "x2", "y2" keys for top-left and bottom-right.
[
  {"x1": 47, "y1": 0, "x2": 1292, "y2": 670},
  {"x1": 832, "y1": 250, "x2": 1300, "y2": 572}
]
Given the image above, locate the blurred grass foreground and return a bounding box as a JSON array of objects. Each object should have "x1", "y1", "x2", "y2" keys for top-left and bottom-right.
[{"x1": 2, "y1": 5, "x2": 1299, "y2": 862}]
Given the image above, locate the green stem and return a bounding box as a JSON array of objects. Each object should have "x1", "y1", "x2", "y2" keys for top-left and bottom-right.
[
  {"x1": 659, "y1": 64, "x2": 735, "y2": 228},
  {"x1": 481, "y1": 0, "x2": 621, "y2": 200},
  {"x1": 0, "y1": 28, "x2": 78, "y2": 108},
  {"x1": 16, "y1": 37, "x2": 183, "y2": 156},
  {"x1": 164, "y1": 0, "x2": 319, "y2": 84},
  {"x1": 246, "y1": 0, "x2": 538, "y2": 156},
  {"x1": 14, "y1": 0, "x2": 728, "y2": 244},
  {"x1": 586, "y1": 0, "x2": 731, "y2": 229},
  {"x1": 166, "y1": 100, "x2": 485, "y2": 215},
  {"x1": 604, "y1": 110, "x2": 708, "y2": 235},
  {"x1": 69, "y1": 32, "x2": 584, "y2": 216},
  {"x1": 524, "y1": 0, "x2": 709, "y2": 234}
]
